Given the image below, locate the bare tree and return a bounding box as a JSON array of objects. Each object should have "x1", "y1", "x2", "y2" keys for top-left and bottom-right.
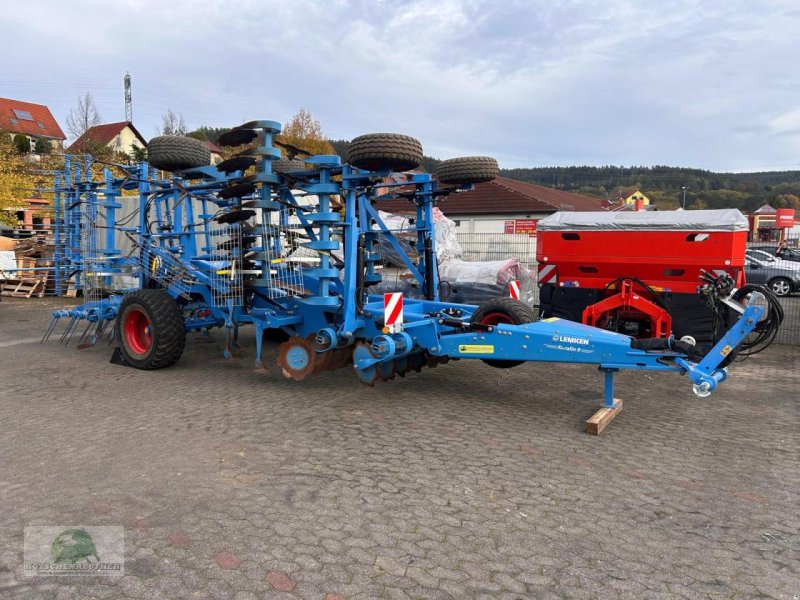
[
  {"x1": 160, "y1": 109, "x2": 187, "y2": 136},
  {"x1": 66, "y1": 92, "x2": 101, "y2": 139}
]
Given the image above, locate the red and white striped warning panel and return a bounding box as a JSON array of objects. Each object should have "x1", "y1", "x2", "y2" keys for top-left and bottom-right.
[
  {"x1": 384, "y1": 292, "x2": 404, "y2": 330},
  {"x1": 538, "y1": 264, "x2": 557, "y2": 284},
  {"x1": 509, "y1": 280, "x2": 520, "y2": 300}
]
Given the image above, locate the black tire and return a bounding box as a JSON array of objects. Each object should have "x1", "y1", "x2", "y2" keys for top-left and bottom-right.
[
  {"x1": 435, "y1": 156, "x2": 499, "y2": 184},
  {"x1": 470, "y1": 297, "x2": 537, "y2": 368},
  {"x1": 347, "y1": 133, "x2": 422, "y2": 172},
  {"x1": 273, "y1": 158, "x2": 306, "y2": 175},
  {"x1": 115, "y1": 289, "x2": 185, "y2": 369},
  {"x1": 148, "y1": 136, "x2": 210, "y2": 172},
  {"x1": 767, "y1": 277, "x2": 792, "y2": 297}
]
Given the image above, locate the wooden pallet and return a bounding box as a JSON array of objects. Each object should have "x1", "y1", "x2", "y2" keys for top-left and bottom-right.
[{"x1": 0, "y1": 277, "x2": 46, "y2": 298}]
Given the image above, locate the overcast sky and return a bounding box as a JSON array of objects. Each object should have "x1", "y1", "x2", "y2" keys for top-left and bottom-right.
[{"x1": 2, "y1": 0, "x2": 799, "y2": 172}]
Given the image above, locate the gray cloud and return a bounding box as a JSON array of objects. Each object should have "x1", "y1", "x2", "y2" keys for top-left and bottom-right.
[{"x1": 1, "y1": 0, "x2": 798, "y2": 171}]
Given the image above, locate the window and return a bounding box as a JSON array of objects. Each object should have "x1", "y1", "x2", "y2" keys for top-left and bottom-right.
[
  {"x1": 12, "y1": 109, "x2": 33, "y2": 121},
  {"x1": 37, "y1": 122, "x2": 45, "y2": 129}
]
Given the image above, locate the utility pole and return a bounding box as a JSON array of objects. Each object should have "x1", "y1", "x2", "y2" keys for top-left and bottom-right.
[
  {"x1": 681, "y1": 186, "x2": 687, "y2": 209},
  {"x1": 124, "y1": 72, "x2": 133, "y2": 123}
]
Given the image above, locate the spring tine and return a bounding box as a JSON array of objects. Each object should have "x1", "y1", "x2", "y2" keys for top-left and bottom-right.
[
  {"x1": 64, "y1": 319, "x2": 80, "y2": 346},
  {"x1": 78, "y1": 321, "x2": 95, "y2": 343},
  {"x1": 58, "y1": 318, "x2": 77, "y2": 344},
  {"x1": 41, "y1": 317, "x2": 60, "y2": 343},
  {"x1": 107, "y1": 326, "x2": 116, "y2": 345},
  {"x1": 95, "y1": 319, "x2": 109, "y2": 340}
]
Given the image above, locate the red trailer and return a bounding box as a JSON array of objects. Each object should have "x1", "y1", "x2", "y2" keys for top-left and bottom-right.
[{"x1": 536, "y1": 209, "x2": 748, "y2": 346}]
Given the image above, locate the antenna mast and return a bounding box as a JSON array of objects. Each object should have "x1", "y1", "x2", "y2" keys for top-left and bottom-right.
[{"x1": 124, "y1": 72, "x2": 133, "y2": 123}]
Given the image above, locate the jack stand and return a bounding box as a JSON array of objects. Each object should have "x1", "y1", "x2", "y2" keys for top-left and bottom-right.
[{"x1": 586, "y1": 368, "x2": 623, "y2": 435}]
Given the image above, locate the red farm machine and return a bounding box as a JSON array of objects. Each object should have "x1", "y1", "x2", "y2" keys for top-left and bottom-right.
[{"x1": 535, "y1": 209, "x2": 774, "y2": 355}]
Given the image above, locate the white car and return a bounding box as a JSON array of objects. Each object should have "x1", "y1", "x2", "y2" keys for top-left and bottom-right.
[{"x1": 745, "y1": 248, "x2": 800, "y2": 271}]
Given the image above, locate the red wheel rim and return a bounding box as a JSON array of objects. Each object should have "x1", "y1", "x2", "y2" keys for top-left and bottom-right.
[
  {"x1": 480, "y1": 312, "x2": 515, "y2": 326},
  {"x1": 124, "y1": 308, "x2": 153, "y2": 355}
]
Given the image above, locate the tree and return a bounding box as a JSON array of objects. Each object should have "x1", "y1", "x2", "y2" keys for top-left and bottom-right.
[
  {"x1": 161, "y1": 109, "x2": 187, "y2": 136},
  {"x1": 0, "y1": 133, "x2": 37, "y2": 226},
  {"x1": 13, "y1": 133, "x2": 30, "y2": 154},
  {"x1": 34, "y1": 138, "x2": 52, "y2": 154},
  {"x1": 130, "y1": 144, "x2": 147, "y2": 162},
  {"x1": 276, "y1": 108, "x2": 335, "y2": 156},
  {"x1": 66, "y1": 92, "x2": 101, "y2": 139}
]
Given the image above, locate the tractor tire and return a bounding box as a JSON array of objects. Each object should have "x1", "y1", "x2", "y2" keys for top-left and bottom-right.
[
  {"x1": 273, "y1": 158, "x2": 306, "y2": 175},
  {"x1": 148, "y1": 136, "x2": 210, "y2": 172},
  {"x1": 435, "y1": 156, "x2": 498, "y2": 184},
  {"x1": 347, "y1": 133, "x2": 423, "y2": 172},
  {"x1": 470, "y1": 297, "x2": 537, "y2": 368},
  {"x1": 115, "y1": 289, "x2": 185, "y2": 369}
]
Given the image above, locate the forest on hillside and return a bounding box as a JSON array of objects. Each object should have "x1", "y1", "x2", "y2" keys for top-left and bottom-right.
[{"x1": 500, "y1": 166, "x2": 800, "y2": 212}]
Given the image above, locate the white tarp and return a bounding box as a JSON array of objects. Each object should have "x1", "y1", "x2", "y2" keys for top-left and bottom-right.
[{"x1": 537, "y1": 209, "x2": 749, "y2": 232}]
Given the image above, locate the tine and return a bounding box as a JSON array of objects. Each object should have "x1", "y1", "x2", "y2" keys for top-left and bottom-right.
[
  {"x1": 95, "y1": 319, "x2": 109, "y2": 340},
  {"x1": 41, "y1": 317, "x2": 59, "y2": 343},
  {"x1": 107, "y1": 327, "x2": 116, "y2": 345},
  {"x1": 58, "y1": 318, "x2": 77, "y2": 344},
  {"x1": 78, "y1": 321, "x2": 95, "y2": 343},
  {"x1": 64, "y1": 320, "x2": 80, "y2": 346}
]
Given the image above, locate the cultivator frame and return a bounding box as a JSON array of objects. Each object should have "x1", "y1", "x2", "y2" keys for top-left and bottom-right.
[{"x1": 42, "y1": 118, "x2": 768, "y2": 432}]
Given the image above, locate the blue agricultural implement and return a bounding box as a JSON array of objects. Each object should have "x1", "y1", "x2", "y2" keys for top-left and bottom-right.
[{"x1": 41, "y1": 120, "x2": 779, "y2": 432}]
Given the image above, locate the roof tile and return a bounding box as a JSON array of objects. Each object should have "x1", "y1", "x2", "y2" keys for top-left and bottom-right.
[
  {"x1": 0, "y1": 97, "x2": 65, "y2": 140},
  {"x1": 379, "y1": 176, "x2": 602, "y2": 215}
]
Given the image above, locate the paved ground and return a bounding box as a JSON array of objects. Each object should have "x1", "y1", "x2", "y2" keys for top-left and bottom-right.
[{"x1": 0, "y1": 297, "x2": 798, "y2": 600}]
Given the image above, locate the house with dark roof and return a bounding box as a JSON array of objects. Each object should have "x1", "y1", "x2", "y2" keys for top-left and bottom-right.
[
  {"x1": 380, "y1": 176, "x2": 603, "y2": 233},
  {"x1": 0, "y1": 97, "x2": 66, "y2": 150},
  {"x1": 67, "y1": 121, "x2": 147, "y2": 157}
]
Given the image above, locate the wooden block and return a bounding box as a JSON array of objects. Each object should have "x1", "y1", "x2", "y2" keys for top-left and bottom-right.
[{"x1": 586, "y1": 399, "x2": 623, "y2": 435}]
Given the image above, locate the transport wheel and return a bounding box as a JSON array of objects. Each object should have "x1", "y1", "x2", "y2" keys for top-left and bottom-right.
[
  {"x1": 116, "y1": 289, "x2": 186, "y2": 369},
  {"x1": 147, "y1": 136, "x2": 211, "y2": 172},
  {"x1": 347, "y1": 133, "x2": 423, "y2": 172},
  {"x1": 768, "y1": 277, "x2": 792, "y2": 297},
  {"x1": 470, "y1": 297, "x2": 537, "y2": 368},
  {"x1": 273, "y1": 158, "x2": 306, "y2": 175},
  {"x1": 435, "y1": 156, "x2": 499, "y2": 184}
]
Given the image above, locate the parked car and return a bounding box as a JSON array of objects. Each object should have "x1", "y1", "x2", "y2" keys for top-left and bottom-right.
[
  {"x1": 744, "y1": 255, "x2": 800, "y2": 296},
  {"x1": 749, "y1": 244, "x2": 800, "y2": 263},
  {"x1": 745, "y1": 248, "x2": 800, "y2": 270}
]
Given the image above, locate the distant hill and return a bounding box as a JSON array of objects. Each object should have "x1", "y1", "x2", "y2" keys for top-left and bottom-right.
[{"x1": 499, "y1": 166, "x2": 800, "y2": 212}]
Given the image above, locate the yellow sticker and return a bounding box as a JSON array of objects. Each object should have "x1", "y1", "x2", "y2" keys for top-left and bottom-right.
[
  {"x1": 458, "y1": 344, "x2": 494, "y2": 354},
  {"x1": 542, "y1": 317, "x2": 560, "y2": 322},
  {"x1": 720, "y1": 345, "x2": 732, "y2": 357}
]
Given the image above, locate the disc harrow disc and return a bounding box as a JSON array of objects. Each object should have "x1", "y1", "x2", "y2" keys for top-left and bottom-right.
[
  {"x1": 353, "y1": 342, "x2": 380, "y2": 386},
  {"x1": 394, "y1": 356, "x2": 408, "y2": 377},
  {"x1": 377, "y1": 359, "x2": 396, "y2": 382},
  {"x1": 218, "y1": 128, "x2": 258, "y2": 147},
  {"x1": 277, "y1": 336, "x2": 317, "y2": 381},
  {"x1": 408, "y1": 351, "x2": 426, "y2": 373}
]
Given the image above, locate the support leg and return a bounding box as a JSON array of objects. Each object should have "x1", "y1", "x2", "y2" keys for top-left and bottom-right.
[{"x1": 586, "y1": 368, "x2": 623, "y2": 435}]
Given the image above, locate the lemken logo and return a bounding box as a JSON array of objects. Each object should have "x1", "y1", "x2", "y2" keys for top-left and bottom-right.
[{"x1": 554, "y1": 335, "x2": 590, "y2": 346}]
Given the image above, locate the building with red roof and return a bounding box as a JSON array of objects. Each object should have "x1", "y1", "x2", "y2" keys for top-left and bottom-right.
[
  {"x1": 67, "y1": 121, "x2": 147, "y2": 157},
  {"x1": 380, "y1": 176, "x2": 603, "y2": 233},
  {"x1": 0, "y1": 97, "x2": 66, "y2": 149}
]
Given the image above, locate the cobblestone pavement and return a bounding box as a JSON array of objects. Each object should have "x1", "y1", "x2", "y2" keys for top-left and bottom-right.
[{"x1": 1, "y1": 298, "x2": 798, "y2": 599}]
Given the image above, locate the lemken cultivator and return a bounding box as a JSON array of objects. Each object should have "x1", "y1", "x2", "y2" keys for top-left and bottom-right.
[{"x1": 42, "y1": 120, "x2": 776, "y2": 431}]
